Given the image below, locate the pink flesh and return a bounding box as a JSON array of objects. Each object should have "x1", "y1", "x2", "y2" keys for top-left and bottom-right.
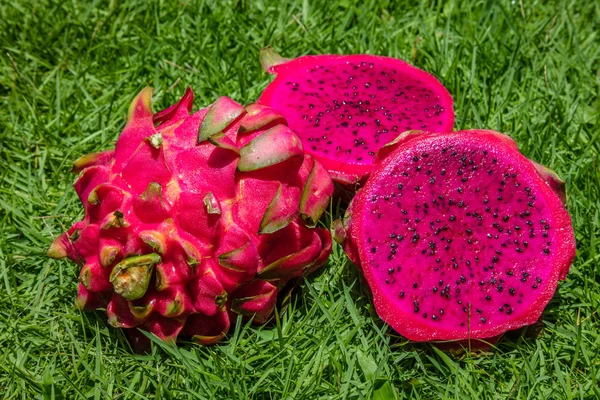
[
  {"x1": 357, "y1": 132, "x2": 574, "y2": 339},
  {"x1": 259, "y1": 55, "x2": 454, "y2": 170}
]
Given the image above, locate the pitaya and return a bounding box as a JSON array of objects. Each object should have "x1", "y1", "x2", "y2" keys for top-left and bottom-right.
[
  {"x1": 48, "y1": 87, "x2": 333, "y2": 346},
  {"x1": 333, "y1": 130, "x2": 575, "y2": 342},
  {"x1": 257, "y1": 49, "x2": 454, "y2": 186}
]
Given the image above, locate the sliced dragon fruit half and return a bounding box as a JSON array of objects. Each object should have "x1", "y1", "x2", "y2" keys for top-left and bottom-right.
[
  {"x1": 334, "y1": 129, "x2": 575, "y2": 342},
  {"x1": 258, "y1": 49, "x2": 455, "y2": 186}
]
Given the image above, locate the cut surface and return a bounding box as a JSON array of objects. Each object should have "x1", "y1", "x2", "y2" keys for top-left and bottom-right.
[
  {"x1": 258, "y1": 53, "x2": 454, "y2": 184},
  {"x1": 348, "y1": 130, "x2": 575, "y2": 341}
]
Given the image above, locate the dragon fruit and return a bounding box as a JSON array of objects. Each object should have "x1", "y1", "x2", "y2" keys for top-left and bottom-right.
[
  {"x1": 333, "y1": 130, "x2": 575, "y2": 342},
  {"x1": 48, "y1": 87, "x2": 333, "y2": 347},
  {"x1": 257, "y1": 49, "x2": 454, "y2": 186}
]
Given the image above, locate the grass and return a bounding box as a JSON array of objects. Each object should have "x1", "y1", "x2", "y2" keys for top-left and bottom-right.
[{"x1": 0, "y1": 0, "x2": 598, "y2": 398}]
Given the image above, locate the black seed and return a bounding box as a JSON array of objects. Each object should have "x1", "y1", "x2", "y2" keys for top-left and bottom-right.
[
  {"x1": 370, "y1": 248, "x2": 377, "y2": 253},
  {"x1": 509, "y1": 288, "x2": 515, "y2": 295},
  {"x1": 399, "y1": 291, "x2": 405, "y2": 298},
  {"x1": 449, "y1": 215, "x2": 456, "y2": 221},
  {"x1": 481, "y1": 318, "x2": 486, "y2": 323}
]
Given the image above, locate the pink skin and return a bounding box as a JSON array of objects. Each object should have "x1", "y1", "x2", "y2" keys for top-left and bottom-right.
[
  {"x1": 153, "y1": 86, "x2": 194, "y2": 127},
  {"x1": 343, "y1": 130, "x2": 575, "y2": 341},
  {"x1": 121, "y1": 142, "x2": 172, "y2": 195},
  {"x1": 86, "y1": 184, "x2": 127, "y2": 223},
  {"x1": 73, "y1": 166, "x2": 112, "y2": 205},
  {"x1": 190, "y1": 267, "x2": 226, "y2": 316},
  {"x1": 213, "y1": 224, "x2": 259, "y2": 292},
  {"x1": 258, "y1": 222, "x2": 326, "y2": 280},
  {"x1": 183, "y1": 309, "x2": 230, "y2": 345},
  {"x1": 231, "y1": 279, "x2": 278, "y2": 324},
  {"x1": 258, "y1": 53, "x2": 455, "y2": 185},
  {"x1": 133, "y1": 183, "x2": 169, "y2": 223},
  {"x1": 49, "y1": 87, "x2": 333, "y2": 349},
  {"x1": 75, "y1": 283, "x2": 109, "y2": 310},
  {"x1": 232, "y1": 157, "x2": 304, "y2": 235},
  {"x1": 113, "y1": 88, "x2": 157, "y2": 171},
  {"x1": 155, "y1": 260, "x2": 192, "y2": 290},
  {"x1": 298, "y1": 155, "x2": 335, "y2": 226}
]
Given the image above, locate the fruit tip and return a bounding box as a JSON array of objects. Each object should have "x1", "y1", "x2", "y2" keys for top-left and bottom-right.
[
  {"x1": 260, "y1": 47, "x2": 290, "y2": 73},
  {"x1": 47, "y1": 235, "x2": 68, "y2": 258},
  {"x1": 127, "y1": 87, "x2": 154, "y2": 122},
  {"x1": 331, "y1": 218, "x2": 346, "y2": 244}
]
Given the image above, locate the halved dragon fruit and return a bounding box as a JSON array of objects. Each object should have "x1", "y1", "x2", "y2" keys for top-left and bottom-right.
[
  {"x1": 48, "y1": 87, "x2": 333, "y2": 348},
  {"x1": 334, "y1": 130, "x2": 575, "y2": 342},
  {"x1": 258, "y1": 49, "x2": 454, "y2": 186}
]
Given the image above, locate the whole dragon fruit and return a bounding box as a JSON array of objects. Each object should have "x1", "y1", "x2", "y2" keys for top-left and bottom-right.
[
  {"x1": 48, "y1": 87, "x2": 333, "y2": 346},
  {"x1": 258, "y1": 49, "x2": 454, "y2": 186},
  {"x1": 333, "y1": 130, "x2": 575, "y2": 342}
]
